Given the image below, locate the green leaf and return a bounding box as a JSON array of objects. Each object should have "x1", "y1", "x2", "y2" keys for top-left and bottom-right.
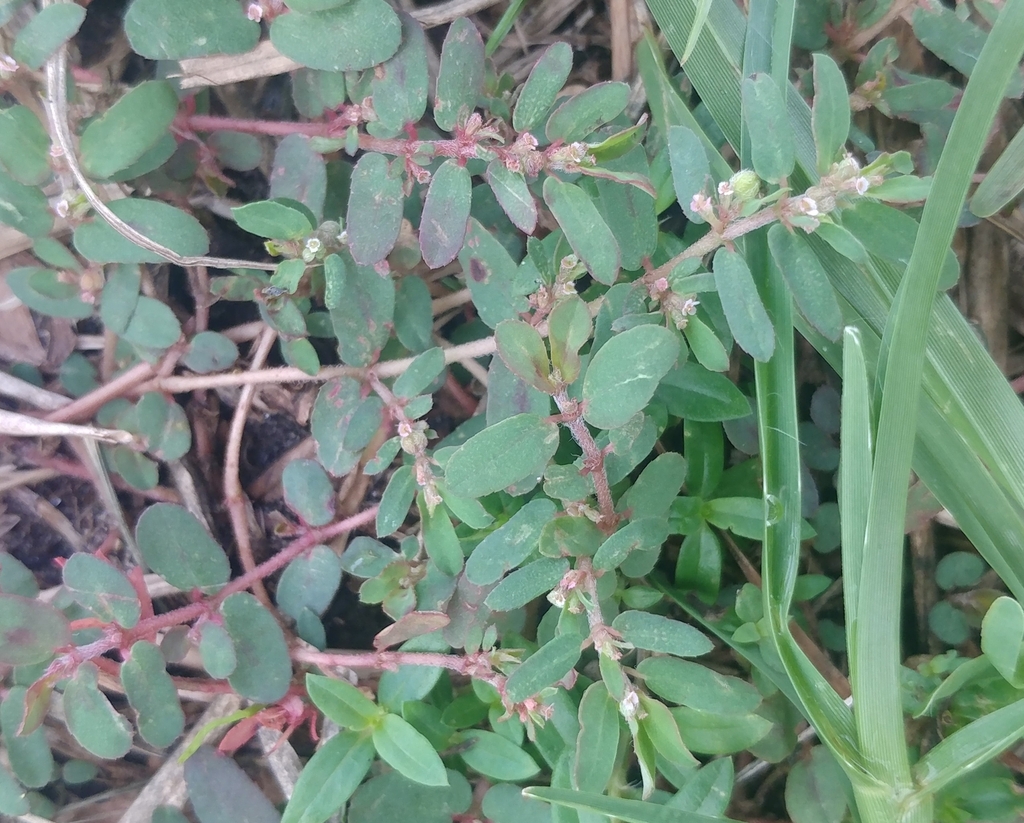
[
  {"x1": 485, "y1": 161, "x2": 537, "y2": 234},
  {"x1": 513, "y1": 42, "x2": 573, "y2": 133},
  {"x1": 6, "y1": 267, "x2": 91, "y2": 319},
  {"x1": 345, "y1": 153, "x2": 403, "y2": 266},
  {"x1": 457, "y1": 730, "x2": 539, "y2": 780},
  {"x1": 591, "y1": 147, "x2": 659, "y2": 271},
  {"x1": 712, "y1": 248, "x2": 775, "y2": 361},
  {"x1": 505, "y1": 633, "x2": 583, "y2": 703},
  {"x1": 307, "y1": 673, "x2": 383, "y2": 730},
  {"x1": 232, "y1": 199, "x2": 315, "y2": 240},
  {"x1": 672, "y1": 706, "x2": 772, "y2": 755},
  {"x1": 981, "y1": 596, "x2": 1024, "y2": 687},
  {"x1": 198, "y1": 621, "x2": 236, "y2": 679},
  {"x1": 209, "y1": 130, "x2": 264, "y2": 171},
  {"x1": 582, "y1": 324, "x2": 680, "y2": 429},
  {"x1": 136, "y1": 504, "x2": 230, "y2": 591},
  {"x1": 0, "y1": 554, "x2": 37, "y2": 597},
  {"x1": 271, "y1": 0, "x2": 401, "y2": 71},
  {"x1": 638, "y1": 695, "x2": 699, "y2": 769},
  {"x1": 542, "y1": 177, "x2": 620, "y2": 286},
  {"x1": 183, "y1": 331, "x2": 239, "y2": 373},
  {"x1": 784, "y1": 746, "x2": 847, "y2": 823},
  {"x1": 547, "y1": 295, "x2": 592, "y2": 385},
  {"x1": 612, "y1": 611, "x2": 713, "y2": 658},
  {"x1": 538, "y1": 515, "x2": 603, "y2": 558},
  {"x1": 639, "y1": 657, "x2": 761, "y2": 715},
  {"x1": 593, "y1": 519, "x2": 670, "y2": 571},
  {"x1": 0, "y1": 763, "x2": 28, "y2": 815},
  {"x1": 394, "y1": 275, "x2": 434, "y2": 352},
  {"x1": 121, "y1": 640, "x2": 185, "y2": 748},
  {"x1": 282, "y1": 459, "x2": 335, "y2": 527},
  {"x1": 372, "y1": 713, "x2": 449, "y2": 787},
  {"x1": 741, "y1": 74, "x2": 795, "y2": 183},
  {"x1": 125, "y1": 0, "x2": 259, "y2": 59},
  {"x1": 326, "y1": 252, "x2": 395, "y2": 366},
  {"x1": 482, "y1": 784, "x2": 553, "y2": 823},
  {"x1": 658, "y1": 361, "x2": 751, "y2": 421},
  {"x1": 0, "y1": 170, "x2": 53, "y2": 237},
  {"x1": 121, "y1": 296, "x2": 182, "y2": 349},
  {"x1": 282, "y1": 732, "x2": 375, "y2": 823},
  {"x1": 668, "y1": 126, "x2": 712, "y2": 221},
  {"x1": 573, "y1": 682, "x2": 620, "y2": 792},
  {"x1": 971, "y1": 123, "x2": 1024, "y2": 217},
  {"x1": 767, "y1": 224, "x2": 842, "y2": 341},
  {"x1": 458, "y1": 219, "x2": 530, "y2": 327},
  {"x1": 420, "y1": 160, "x2": 472, "y2": 268},
  {"x1": 183, "y1": 746, "x2": 281, "y2": 823},
  {"x1": 524, "y1": 787, "x2": 731, "y2": 823},
  {"x1": 73, "y1": 198, "x2": 209, "y2": 264},
  {"x1": 118, "y1": 392, "x2": 190, "y2": 461},
  {"x1": 99, "y1": 263, "x2": 141, "y2": 334},
  {"x1": 0, "y1": 106, "x2": 51, "y2": 186},
  {"x1": 63, "y1": 663, "x2": 133, "y2": 759},
  {"x1": 371, "y1": 12, "x2": 429, "y2": 135},
  {"x1": 810, "y1": 53, "x2": 851, "y2": 173},
  {"x1": 495, "y1": 319, "x2": 556, "y2": 393},
  {"x1": 269, "y1": 136, "x2": 326, "y2": 222},
  {"x1": 1, "y1": 688, "x2": 53, "y2": 788},
  {"x1": 221, "y1": 592, "x2": 293, "y2": 703},
  {"x1": 418, "y1": 495, "x2": 464, "y2": 577},
  {"x1": 62, "y1": 553, "x2": 141, "y2": 628},
  {"x1": 465, "y1": 498, "x2": 556, "y2": 585},
  {"x1": 484, "y1": 557, "x2": 569, "y2": 612},
  {"x1": 445, "y1": 413, "x2": 560, "y2": 497},
  {"x1": 621, "y1": 452, "x2": 688, "y2": 520},
  {"x1": 311, "y1": 376, "x2": 365, "y2": 476},
  {"x1": 276, "y1": 545, "x2": 342, "y2": 621},
  {"x1": 377, "y1": 465, "x2": 417, "y2": 536},
  {"x1": 80, "y1": 81, "x2": 179, "y2": 179},
  {"x1": 349, "y1": 770, "x2": 471, "y2": 823},
  {"x1": 11, "y1": 3, "x2": 85, "y2": 69},
  {"x1": 545, "y1": 81, "x2": 630, "y2": 143},
  {"x1": 433, "y1": 18, "x2": 485, "y2": 132},
  {"x1": 0, "y1": 594, "x2": 70, "y2": 665}
]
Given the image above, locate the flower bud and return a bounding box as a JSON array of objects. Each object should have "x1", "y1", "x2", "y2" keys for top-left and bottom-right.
[{"x1": 729, "y1": 169, "x2": 761, "y2": 201}]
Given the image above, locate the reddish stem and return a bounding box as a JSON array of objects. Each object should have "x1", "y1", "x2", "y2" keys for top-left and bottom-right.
[{"x1": 553, "y1": 391, "x2": 618, "y2": 531}]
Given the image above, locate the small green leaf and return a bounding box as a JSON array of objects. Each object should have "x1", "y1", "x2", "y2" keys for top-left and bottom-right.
[
  {"x1": 420, "y1": 160, "x2": 472, "y2": 268},
  {"x1": 136, "y1": 504, "x2": 230, "y2": 591},
  {"x1": 121, "y1": 640, "x2": 185, "y2": 748},
  {"x1": 377, "y1": 465, "x2": 417, "y2": 536},
  {"x1": 582, "y1": 324, "x2": 680, "y2": 430},
  {"x1": 545, "y1": 82, "x2": 630, "y2": 143},
  {"x1": 972, "y1": 124, "x2": 1024, "y2": 217},
  {"x1": 457, "y1": 730, "x2": 539, "y2": 780},
  {"x1": 485, "y1": 557, "x2": 569, "y2": 612},
  {"x1": 638, "y1": 657, "x2": 761, "y2": 713},
  {"x1": 183, "y1": 331, "x2": 239, "y2": 373},
  {"x1": 513, "y1": 42, "x2": 573, "y2": 133},
  {"x1": 276, "y1": 545, "x2": 343, "y2": 620},
  {"x1": 672, "y1": 705, "x2": 772, "y2": 754},
  {"x1": 684, "y1": 314, "x2": 730, "y2": 372},
  {"x1": 547, "y1": 295, "x2": 592, "y2": 385},
  {"x1": 373, "y1": 713, "x2": 449, "y2": 787},
  {"x1": 0, "y1": 106, "x2": 51, "y2": 186},
  {"x1": 767, "y1": 224, "x2": 842, "y2": 341},
  {"x1": 326, "y1": 252, "x2": 395, "y2": 365},
  {"x1": 505, "y1": 633, "x2": 583, "y2": 703},
  {"x1": 270, "y1": 0, "x2": 401, "y2": 71},
  {"x1": 667, "y1": 126, "x2": 711, "y2": 221},
  {"x1": 495, "y1": 320, "x2": 555, "y2": 393},
  {"x1": 346, "y1": 154, "x2": 404, "y2": 266},
  {"x1": 712, "y1": 248, "x2": 775, "y2": 362},
  {"x1": 433, "y1": 18, "x2": 485, "y2": 132},
  {"x1": 198, "y1": 621, "x2": 237, "y2": 679},
  {"x1": 209, "y1": 130, "x2": 263, "y2": 171},
  {"x1": 6, "y1": 267, "x2": 91, "y2": 319},
  {"x1": 538, "y1": 516, "x2": 604, "y2": 558},
  {"x1": 784, "y1": 746, "x2": 848, "y2": 823},
  {"x1": 125, "y1": 0, "x2": 259, "y2": 59},
  {"x1": 269, "y1": 136, "x2": 327, "y2": 222},
  {"x1": 307, "y1": 673, "x2": 382, "y2": 730},
  {"x1": 393, "y1": 348, "x2": 445, "y2": 399},
  {"x1": 465, "y1": 498, "x2": 556, "y2": 585},
  {"x1": 0, "y1": 762, "x2": 28, "y2": 815},
  {"x1": 811, "y1": 53, "x2": 851, "y2": 173},
  {"x1": 232, "y1": 199, "x2": 315, "y2": 240},
  {"x1": 591, "y1": 147, "x2": 658, "y2": 271},
  {"x1": 62, "y1": 553, "x2": 141, "y2": 628},
  {"x1": 282, "y1": 459, "x2": 335, "y2": 527},
  {"x1": 620, "y1": 452, "x2": 687, "y2": 520},
  {"x1": 12, "y1": 3, "x2": 85, "y2": 69},
  {"x1": 120, "y1": 296, "x2": 182, "y2": 349},
  {"x1": 658, "y1": 361, "x2": 750, "y2": 421},
  {"x1": 1, "y1": 688, "x2": 54, "y2": 789},
  {"x1": 458, "y1": 219, "x2": 530, "y2": 328},
  {"x1": 282, "y1": 732, "x2": 375, "y2": 823},
  {"x1": 485, "y1": 161, "x2": 537, "y2": 234},
  {"x1": 0, "y1": 594, "x2": 70, "y2": 666},
  {"x1": 542, "y1": 177, "x2": 620, "y2": 286},
  {"x1": 418, "y1": 496, "x2": 464, "y2": 578},
  {"x1": 73, "y1": 198, "x2": 209, "y2": 264},
  {"x1": 593, "y1": 519, "x2": 670, "y2": 571},
  {"x1": 741, "y1": 74, "x2": 795, "y2": 183},
  {"x1": 483, "y1": 784, "x2": 554, "y2": 823},
  {"x1": 638, "y1": 695, "x2": 699, "y2": 769},
  {"x1": 80, "y1": 81, "x2": 179, "y2": 179},
  {"x1": 0, "y1": 171, "x2": 53, "y2": 238},
  {"x1": 311, "y1": 376, "x2": 363, "y2": 476},
  {"x1": 444, "y1": 413, "x2": 560, "y2": 497},
  {"x1": 371, "y1": 12, "x2": 429, "y2": 135},
  {"x1": 573, "y1": 682, "x2": 620, "y2": 792},
  {"x1": 183, "y1": 746, "x2": 281, "y2": 823},
  {"x1": 981, "y1": 596, "x2": 1024, "y2": 687},
  {"x1": 221, "y1": 592, "x2": 293, "y2": 703},
  {"x1": 99, "y1": 263, "x2": 141, "y2": 335},
  {"x1": 394, "y1": 276, "x2": 434, "y2": 352},
  {"x1": 613, "y1": 611, "x2": 713, "y2": 658},
  {"x1": 63, "y1": 663, "x2": 133, "y2": 759}
]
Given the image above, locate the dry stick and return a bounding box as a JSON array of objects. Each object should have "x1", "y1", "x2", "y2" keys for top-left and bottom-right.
[
  {"x1": 42, "y1": 35, "x2": 275, "y2": 272},
  {"x1": 223, "y1": 327, "x2": 278, "y2": 609},
  {"x1": 44, "y1": 361, "x2": 155, "y2": 423}
]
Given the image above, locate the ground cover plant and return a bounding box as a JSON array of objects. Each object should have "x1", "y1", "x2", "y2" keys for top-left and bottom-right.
[{"x1": 2, "y1": 0, "x2": 1024, "y2": 821}]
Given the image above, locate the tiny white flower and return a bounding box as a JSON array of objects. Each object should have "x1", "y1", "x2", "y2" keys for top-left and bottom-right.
[
  {"x1": 0, "y1": 54, "x2": 17, "y2": 76},
  {"x1": 620, "y1": 689, "x2": 641, "y2": 721},
  {"x1": 246, "y1": 2, "x2": 263, "y2": 21},
  {"x1": 854, "y1": 176, "x2": 870, "y2": 195},
  {"x1": 794, "y1": 196, "x2": 819, "y2": 217},
  {"x1": 680, "y1": 297, "x2": 700, "y2": 316},
  {"x1": 718, "y1": 180, "x2": 734, "y2": 197},
  {"x1": 690, "y1": 193, "x2": 711, "y2": 214}
]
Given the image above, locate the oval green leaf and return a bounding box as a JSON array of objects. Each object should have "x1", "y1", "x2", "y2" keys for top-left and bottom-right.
[
  {"x1": 0, "y1": 594, "x2": 70, "y2": 666},
  {"x1": 270, "y1": 0, "x2": 401, "y2": 71},
  {"x1": 545, "y1": 82, "x2": 630, "y2": 143},
  {"x1": 420, "y1": 160, "x2": 471, "y2": 269},
  {"x1": 62, "y1": 553, "x2": 141, "y2": 628},
  {"x1": 221, "y1": 592, "x2": 293, "y2": 703},
  {"x1": 63, "y1": 663, "x2": 133, "y2": 759},
  {"x1": 346, "y1": 153, "x2": 403, "y2": 266},
  {"x1": 73, "y1": 198, "x2": 209, "y2": 264},
  {"x1": 505, "y1": 633, "x2": 583, "y2": 704},
  {"x1": 542, "y1": 177, "x2": 620, "y2": 286},
  {"x1": 122, "y1": 640, "x2": 185, "y2": 748},
  {"x1": 513, "y1": 42, "x2": 573, "y2": 133},
  {"x1": 136, "y1": 504, "x2": 230, "y2": 591},
  {"x1": 433, "y1": 18, "x2": 485, "y2": 133},
  {"x1": 372, "y1": 713, "x2": 449, "y2": 787},
  {"x1": 125, "y1": 0, "x2": 259, "y2": 59},
  {"x1": 741, "y1": 74, "x2": 795, "y2": 183},
  {"x1": 712, "y1": 248, "x2": 775, "y2": 362}
]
